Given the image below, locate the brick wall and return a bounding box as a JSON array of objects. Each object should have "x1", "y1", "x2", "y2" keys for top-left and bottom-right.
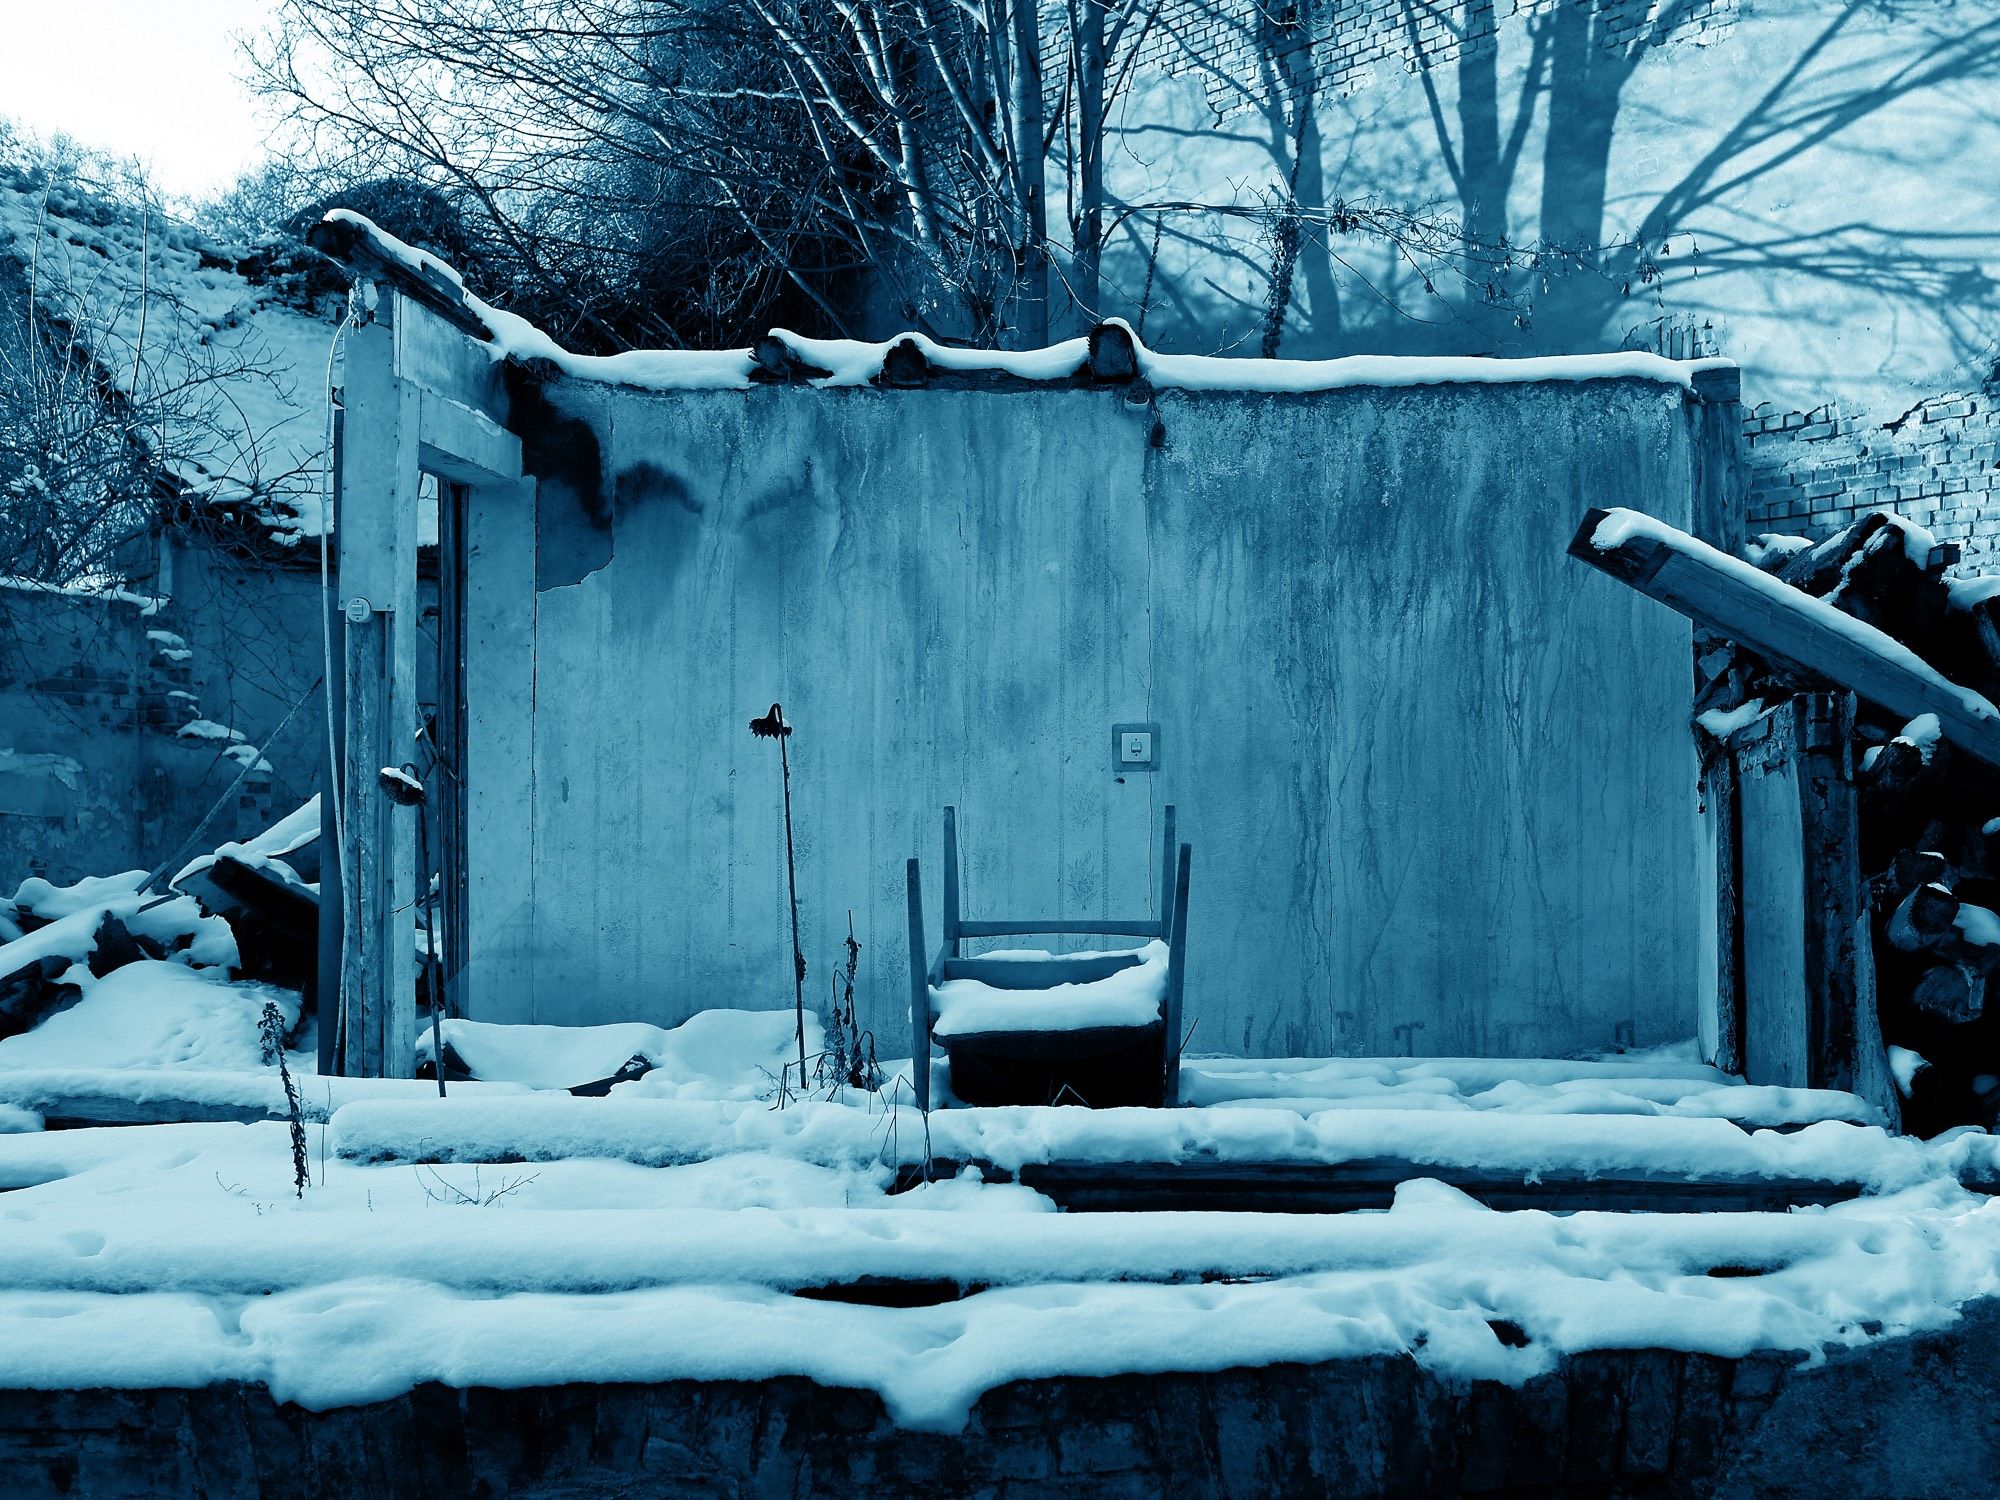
[
  {"x1": 1128, "y1": 0, "x2": 1737, "y2": 118},
  {"x1": 1743, "y1": 392, "x2": 2000, "y2": 568}
]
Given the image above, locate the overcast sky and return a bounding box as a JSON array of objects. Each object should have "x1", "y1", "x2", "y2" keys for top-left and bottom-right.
[{"x1": 3, "y1": 0, "x2": 276, "y2": 200}]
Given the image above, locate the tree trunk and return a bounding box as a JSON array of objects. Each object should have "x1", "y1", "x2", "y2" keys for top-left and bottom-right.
[
  {"x1": 1074, "y1": 0, "x2": 1107, "y2": 328},
  {"x1": 1008, "y1": 0, "x2": 1050, "y2": 346}
]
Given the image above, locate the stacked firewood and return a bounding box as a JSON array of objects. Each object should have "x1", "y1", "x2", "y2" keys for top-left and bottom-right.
[{"x1": 1706, "y1": 511, "x2": 2000, "y2": 1133}]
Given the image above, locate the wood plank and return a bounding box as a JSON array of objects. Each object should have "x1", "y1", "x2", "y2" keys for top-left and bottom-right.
[
  {"x1": 888, "y1": 1158, "x2": 1996, "y2": 1214},
  {"x1": 940, "y1": 953, "x2": 1142, "y2": 988},
  {"x1": 1709, "y1": 755, "x2": 1745, "y2": 1076},
  {"x1": 1570, "y1": 507, "x2": 2000, "y2": 773},
  {"x1": 417, "y1": 390, "x2": 521, "y2": 484},
  {"x1": 1796, "y1": 694, "x2": 1902, "y2": 1128},
  {"x1": 1736, "y1": 703, "x2": 1811, "y2": 1089},
  {"x1": 957, "y1": 919, "x2": 1163, "y2": 938}
]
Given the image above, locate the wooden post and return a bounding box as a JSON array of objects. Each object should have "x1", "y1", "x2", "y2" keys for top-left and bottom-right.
[
  {"x1": 1159, "y1": 804, "x2": 1177, "y2": 941},
  {"x1": 1730, "y1": 695, "x2": 1900, "y2": 1126},
  {"x1": 334, "y1": 293, "x2": 421, "y2": 1077},
  {"x1": 1707, "y1": 754, "x2": 1745, "y2": 1076},
  {"x1": 942, "y1": 806, "x2": 960, "y2": 959},
  {"x1": 1797, "y1": 693, "x2": 1900, "y2": 1127},
  {"x1": 907, "y1": 857, "x2": 931, "y2": 1113}
]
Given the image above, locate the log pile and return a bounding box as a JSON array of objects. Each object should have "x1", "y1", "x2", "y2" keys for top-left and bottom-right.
[{"x1": 1707, "y1": 512, "x2": 2000, "y2": 1134}]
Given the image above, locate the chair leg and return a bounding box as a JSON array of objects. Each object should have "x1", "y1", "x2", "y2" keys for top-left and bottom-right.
[
  {"x1": 943, "y1": 806, "x2": 961, "y2": 959},
  {"x1": 906, "y1": 856, "x2": 931, "y2": 1114},
  {"x1": 1163, "y1": 843, "x2": 1192, "y2": 1107}
]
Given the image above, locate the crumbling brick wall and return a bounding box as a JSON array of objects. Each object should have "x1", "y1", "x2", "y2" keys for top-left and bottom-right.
[
  {"x1": 1129, "y1": 0, "x2": 1737, "y2": 118},
  {"x1": 1743, "y1": 393, "x2": 2000, "y2": 569}
]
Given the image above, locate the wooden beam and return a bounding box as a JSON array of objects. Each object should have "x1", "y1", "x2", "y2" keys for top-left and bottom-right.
[
  {"x1": 956, "y1": 919, "x2": 1163, "y2": 938},
  {"x1": 418, "y1": 390, "x2": 521, "y2": 484},
  {"x1": 1570, "y1": 507, "x2": 2000, "y2": 773}
]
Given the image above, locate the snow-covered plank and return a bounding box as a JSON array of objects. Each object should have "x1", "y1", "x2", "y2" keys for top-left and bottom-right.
[
  {"x1": 1571, "y1": 507, "x2": 2000, "y2": 771},
  {"x1": 327, "y1": 1096, "x2": 1947, "y2": 1194}
]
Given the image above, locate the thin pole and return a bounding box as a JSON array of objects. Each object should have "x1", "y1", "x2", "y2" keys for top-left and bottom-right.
[
  {"x1": 779, "y1": 729, "x2": 806, "y2": 1084},
  {"x1": 416, "y1": 793, "x2": 446, "y2": 1098}
]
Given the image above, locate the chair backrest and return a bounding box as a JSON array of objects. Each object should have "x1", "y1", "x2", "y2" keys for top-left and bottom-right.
[{"x1": 938, "y1": 803, "x2": 1181, "y2": 955}]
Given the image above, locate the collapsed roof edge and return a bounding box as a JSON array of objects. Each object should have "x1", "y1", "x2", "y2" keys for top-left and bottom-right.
[{"x1": 305, "y1": 209, "x2": 1741, "y2": 401}]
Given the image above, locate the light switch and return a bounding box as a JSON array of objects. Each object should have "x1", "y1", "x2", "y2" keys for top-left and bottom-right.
[{"x1": 1111, "y1": 722, "x2": 1159, "y2": 772}]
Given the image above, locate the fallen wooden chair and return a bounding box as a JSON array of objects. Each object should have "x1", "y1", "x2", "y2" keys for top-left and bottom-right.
[{"x1": 906, "y1": 806, "x2": 1191, "y2": 1110}]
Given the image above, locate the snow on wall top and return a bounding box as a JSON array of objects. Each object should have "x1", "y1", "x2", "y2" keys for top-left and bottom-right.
[
  {"x1": 0, "y1": 172, "x2": 342, "y2": 541},
  {"x1": 318, "y1": 209, "x2": 1739, "y2": 397}
]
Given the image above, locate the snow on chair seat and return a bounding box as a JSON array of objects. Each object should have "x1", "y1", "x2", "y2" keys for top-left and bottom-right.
[{"x1": 907, "y1": 806, "x2": 1191, "y2": 1110}]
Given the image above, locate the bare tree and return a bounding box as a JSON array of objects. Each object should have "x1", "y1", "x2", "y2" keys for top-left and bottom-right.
[{"x1": 252, "y1": 0, "x2": 1190, "y2": 347}]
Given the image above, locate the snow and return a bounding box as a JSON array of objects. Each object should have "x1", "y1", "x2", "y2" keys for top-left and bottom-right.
[
  {"x1": 1949, "y1": 575, "x2": 2000, "y2": 611},
  {"x1": 931, "y1": 942, "x2": 1169, "y2": 1038},
  {"x1": 0, "y1": 890, "x2": 236, "y2": 986},
  {"x1": 1591, "y1": 507, "x2": 2000, "y2": 728},
  {"x1": 1744, "y1": 534, "x2": 1813, "y2": 570},
  {"x1": 1902, "y1": 713, "x2": 1944, "y2": 761},
  {"x1": 1696, "y1": 699, "x2": 1767, "y2": 738},
  {"x1": 175, "y1": 718, "x2": 245, "y2": 743},
  {"x1": 1, "y1": 1112, "x2": 1999, "y2": 1426},
  {"x1": 1888, "y1": 1047, "x2": 1930, "y2": 1097},
  {"x1": 422, "y1": 1009, "x2": 820, "y2": 1095},
  {"x1": 0, "y1": 574, "x2": 166, "y2": 614},
  {"x1": 0, "y1": 962, "x2": 295, "y2": 1073},
  {"x1": 329, "y1": 1093, "x2": 1924, "y2": 1188},
  {"x1": 173, "y1": 796, "x2": 319, "y2": 889},
  {"x1": 9, "y1": 870, "x2": 146, "y2": 920},
  {"x1": 0, "y1": 960, "x2": 1990, "y2": 1427},
  {"x1": 377, "y1": 765, "x2": 423, "y2": 800},
  {"x1": 322, "y1": 212, "x2": 1736, "y2": 398},
  {"x1": 1955, "y1": 904, "x2": 2000, "y2": 950}
]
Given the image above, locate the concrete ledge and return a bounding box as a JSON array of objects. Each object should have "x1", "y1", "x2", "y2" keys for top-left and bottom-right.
[{"x1": 5, "y1": 1301, "x2": 1998, "y2": 1497}]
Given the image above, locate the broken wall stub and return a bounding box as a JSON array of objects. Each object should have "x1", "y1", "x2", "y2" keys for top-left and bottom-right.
[{"x1": 460, "y1": 373, "x2": 1722, "y2": 1059}]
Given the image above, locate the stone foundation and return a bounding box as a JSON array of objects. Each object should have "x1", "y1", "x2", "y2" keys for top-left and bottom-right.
[{"x1": 7, "y1": 1301, "x2": 1998, "y2": 1498}]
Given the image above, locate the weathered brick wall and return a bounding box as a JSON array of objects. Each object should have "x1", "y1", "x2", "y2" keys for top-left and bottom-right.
[
  {"x1": 1743, "y1": 392, "x2": 2000, "y2": 567},
  {"x1": 1129, "y1": 0, "x2": 1737, "y2": 117}
]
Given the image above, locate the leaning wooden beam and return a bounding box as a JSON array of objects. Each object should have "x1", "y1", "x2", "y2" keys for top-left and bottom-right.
[{"x1": 1570, "y1": 507, "x2": 2000, "y2": 773}]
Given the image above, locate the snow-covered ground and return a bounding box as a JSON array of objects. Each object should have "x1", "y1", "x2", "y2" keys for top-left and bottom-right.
[{"x1": 7, "y1": 929, "x2": 2000, "y2": 1429}]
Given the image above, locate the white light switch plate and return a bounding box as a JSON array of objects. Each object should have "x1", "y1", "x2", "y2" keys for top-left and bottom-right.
[{"x1": 1112, "y1": 722, "x2": 1159, "y2": 771}]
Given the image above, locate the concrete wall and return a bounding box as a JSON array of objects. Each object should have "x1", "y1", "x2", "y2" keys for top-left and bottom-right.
[
  {"x1": 0, "y1": 534, "x2": 330, "y2": 892},
  {"x1": 464, "y1": 374, "x2": 1714, "y2": 1059}
]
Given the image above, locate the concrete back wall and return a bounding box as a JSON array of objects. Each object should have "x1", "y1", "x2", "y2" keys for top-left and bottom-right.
[{"x1": 463, "y1": 377, "x2": 1710, "y2": 1058}]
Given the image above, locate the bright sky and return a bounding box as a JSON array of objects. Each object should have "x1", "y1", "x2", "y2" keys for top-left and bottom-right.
[{"x1": 1, "y1": 0, "x2": 277, "y2": 200}]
